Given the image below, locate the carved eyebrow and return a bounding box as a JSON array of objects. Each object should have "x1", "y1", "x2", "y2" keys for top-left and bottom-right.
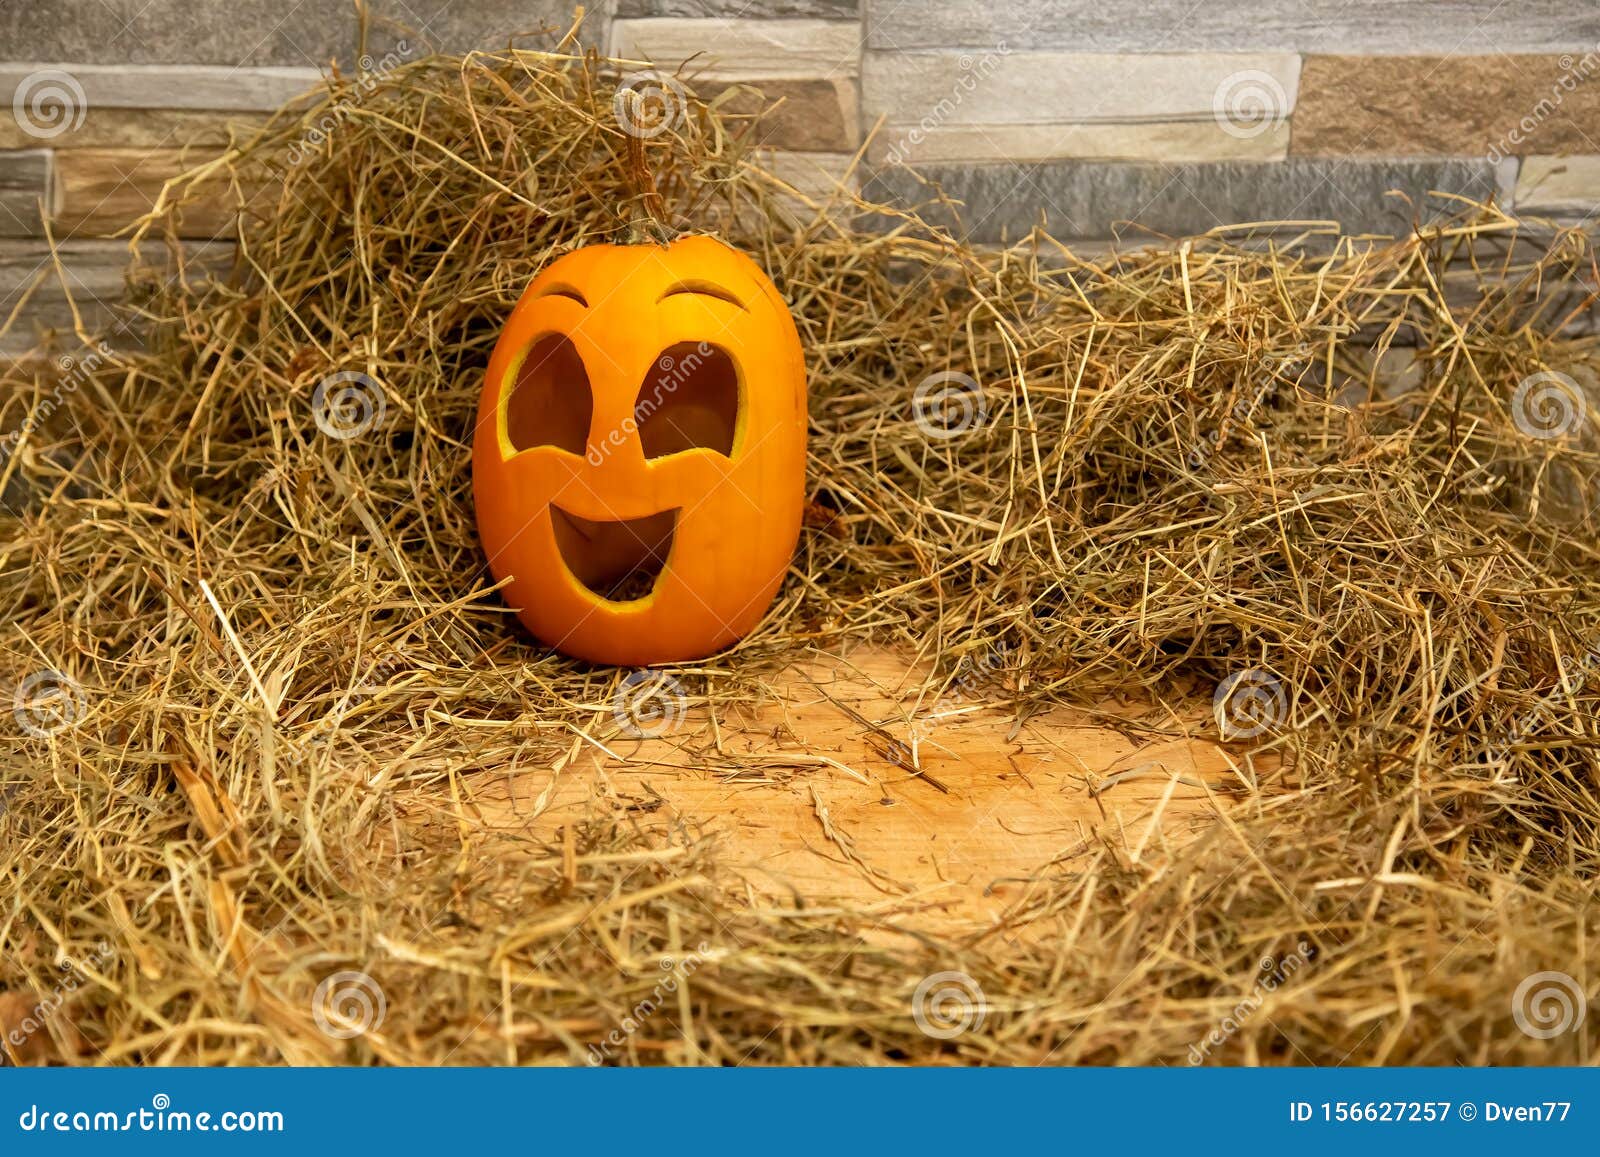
[
  {"x1": 533, "y1": 284, "x2": 588, "y2": 307},
  {"x1": 658, "y1": 281, "x2": 746, "y2": 311}
]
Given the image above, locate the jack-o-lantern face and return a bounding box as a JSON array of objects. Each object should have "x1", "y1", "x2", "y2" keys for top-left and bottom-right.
[{"x1": 473, "y1": 235, "x2": 807, "y2": 666}]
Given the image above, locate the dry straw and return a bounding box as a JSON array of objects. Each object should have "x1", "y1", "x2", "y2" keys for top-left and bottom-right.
[{"x1": 2, "y1": 38, "x2": 1599, "y2": 1065}]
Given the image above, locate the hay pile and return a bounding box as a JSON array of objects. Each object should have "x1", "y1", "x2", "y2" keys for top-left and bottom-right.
[{"x1": 3, "y1": 41, "x2": 1599, "y2": 1065}]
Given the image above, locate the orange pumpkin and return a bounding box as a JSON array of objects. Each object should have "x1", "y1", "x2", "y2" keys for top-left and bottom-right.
[{"x1": 473, "y1": 234, "x2": 808, "y2": 666}]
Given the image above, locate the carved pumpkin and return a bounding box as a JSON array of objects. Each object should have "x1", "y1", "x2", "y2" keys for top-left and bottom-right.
[{"x1": 472, "y1": 234, "x2": 808, "y2": 666}]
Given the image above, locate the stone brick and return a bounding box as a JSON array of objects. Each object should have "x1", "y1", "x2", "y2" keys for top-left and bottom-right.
[
  {"x1": 864, "y1": 50, "x2": 1299, "y2": 163},
  {"x1": 616, "y1": 0, "x2": 858, "y2": 16},
  {"x1": 861, "y1": 157, "x2": 1513, "y2": 243},
  {"x1": 711, "y1": 78, "x2": 858, "y2": 151},
  {"x1": 1, "y1": 63, "x2": 322, "y2": 114},
  {"x1": 0, "y1": 238, "x2": 235, "y2": 358},
  {"x1": 865, "y1": 51, "x2": 1299, "y2": 124},
  {"x1": 51, "y1": 148, "x2": 239, "y2": 240},
  {"x1": 1515, "y1": 156, "x2": 1600, "y2": 216},
  {"x1": 0, "y1": 151, "x2": 52, "y2": 239},
  {"x1": 611, "y1": 18, "x2": 862, "y2": 78},
  {"x1": 0, "y1": 107, "x2": 270, "y2": 152},
  {"x1": 873, "y1": 121, "x2": 1289, "y2": 164},
  {"x1": 742, "y1": 150, "x2": 859, "y2": 228},
  {"x1": 863, "y1": 0, "x2": 1600, "y2": 54},
  {"x1": 0, "y1": 1, "x2": 600, "y2": 68},
  {"x1": 1292, "y1": 54, "x2": 1600, "y2": 159}
]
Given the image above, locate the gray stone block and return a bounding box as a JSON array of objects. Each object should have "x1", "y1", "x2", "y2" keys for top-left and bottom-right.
[
  {"x1": 0, "y1": 0, "x2": 600, "y2": 68},
  {"x1": 0, "y1": 238, "x2": 235, "y2": 358},
  {"x1": 0, "y1": 150, "x2": 52, "y2": 239},
  {"x1": 861, "y1": 158, "x2": 1515, "y2": 243},
  {"x1": 864, "y1": 0, "x2": 1600, "y2": 54},
  {"x1": 1, "y1": 63, "x2": 322, "y2": 113}
]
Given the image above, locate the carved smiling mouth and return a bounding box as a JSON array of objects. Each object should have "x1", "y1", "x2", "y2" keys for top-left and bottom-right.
[{"x1": 550, "y1": 504, "x2": 679, "y2": 602}]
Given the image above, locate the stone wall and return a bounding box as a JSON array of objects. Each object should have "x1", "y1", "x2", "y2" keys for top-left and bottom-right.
[{"x1": 3, "y1": 0, "x2": 1598, "y2": 355}]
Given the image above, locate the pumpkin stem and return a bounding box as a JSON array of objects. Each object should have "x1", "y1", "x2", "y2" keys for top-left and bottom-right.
[{"x1": 621, "y1": 93, "x2": 674, "y2": 245}]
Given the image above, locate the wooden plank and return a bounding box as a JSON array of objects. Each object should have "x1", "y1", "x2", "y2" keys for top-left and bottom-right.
[
  {"x1": 429, "y1": 645, "x2": 1253, "y2": 934},
  {"x1": 864, "y1": 0, "x2": 1600, "y2": 54}
]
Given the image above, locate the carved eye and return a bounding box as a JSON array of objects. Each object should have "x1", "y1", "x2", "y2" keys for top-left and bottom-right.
[
  {"x1": 505, "y1": 334, "x2": 591, "y2": 456},
  {"x1": 634, "y1": 342, "x2": 739, "y2": 459}
]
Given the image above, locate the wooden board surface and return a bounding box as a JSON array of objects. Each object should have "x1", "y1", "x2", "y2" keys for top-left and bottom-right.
[{"x1": 423, "y1": 645, "x2": 1257, "y2": 933}]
